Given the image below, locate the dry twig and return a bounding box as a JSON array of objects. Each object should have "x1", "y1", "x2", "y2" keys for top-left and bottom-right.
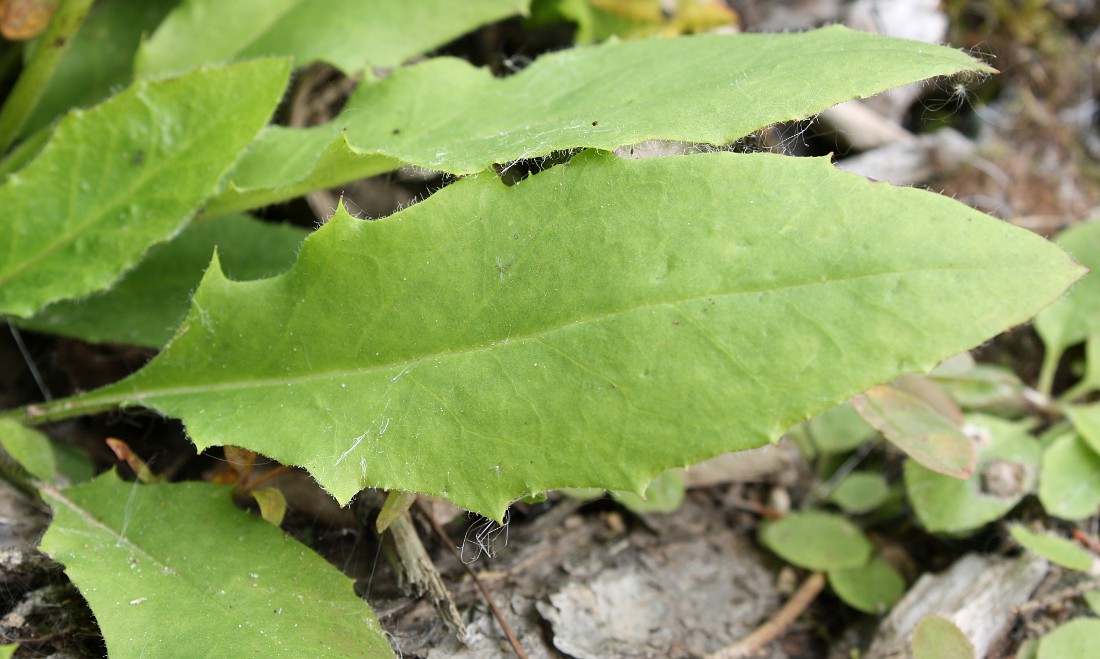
[
  {"x1": 415, "y1": 501, "x2": 529, "y2": 659},
  {"x1": 707, "y1": 571, "x2": 826, "y2": 659}
]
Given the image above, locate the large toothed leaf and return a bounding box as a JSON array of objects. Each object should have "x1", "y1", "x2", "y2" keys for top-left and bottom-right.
[
  {"x1": 207, "y1": 25, "x2": 993, "y2": 216},
  {"x1": 0, "y1": 58, "x2": 291, "y2": 318},
  {"x1": 32, "y1": 152, "x2": 1080, "y2": 519},
  {"x1": 19, "y1": 215, "x2": 308, "y2": 348},
  {"x1": 38, "y1": 471, "x2": 392, "y2": 657},
  {"x1": 135, "y1": 0, "x2": 529, "y2": 76}
]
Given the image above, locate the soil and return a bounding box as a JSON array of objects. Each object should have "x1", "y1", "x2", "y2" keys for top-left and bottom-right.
[{"x1": 1, "y1": 1, "x2": 1099, "y2": 657}]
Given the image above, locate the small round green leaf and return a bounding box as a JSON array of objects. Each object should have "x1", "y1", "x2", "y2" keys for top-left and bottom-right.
[
  {"x1": 1083, "y1": 590, "x2": 1100, "y2": 616},
  {"x1": 827, "y1": 556, "x2": 905, "y2": 614},
  {"x1": 1037, "y1": 619, "x2": 1100, "y2": 659},
  {"x1": 1039, "y1": 433, "x2": 1100, "y2": 520},
  {"x1": 1016, "y1": 638, "x2": 1040, "y2": 659},
  {"x1": 612, "y1": 468, "x2": 684, "y2": 514},
  {"x1": 912, "y1": 616, "x2": 974, "y2": 659},
  {"x1": 806, "y1": 402, "x2": 876, "y2": 454},
  {"x1": 1065, "y1": 403, "x2": 1100, "y2": 456},
  {"x1": 828, "y1": 472, "x2": 890, "y2": 514},
  {"x1": 905, "y1": 415, "x2": 1039, "y2": 534},
  {"x1": 758, "y1": 511, "x2": 872, "y2": 571},
  {"x1": 1035, "y1": 219, "x2": 1100, "y2": 394},
  {"x1": 1009, "y1": 526, "x2": 1093, "y2": 572}
]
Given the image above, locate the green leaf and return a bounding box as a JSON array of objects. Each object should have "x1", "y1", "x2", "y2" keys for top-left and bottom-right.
[
  {"x1": 1009, "y1": 526, "x2": 1094, "y2": 572},
  {"x1": 853, "y1": 384, "x2": 976, "y2": 479},
  {"x1": 543, "y1": 0, "x2": 664, "y2": 43},
  {"x1": 905, "y1": 415, "x2": 1039, "y2": 534},
  {"x1": 1083, "y1": 590, "x2": 1100, "y2": 616},
  {"x1": 1064, "y1": 403, "x2": 1100, "y2": 455},
  {"x1": 249, "y1": 486, "x2": 287, "y2": 527},
  {"x1": 54, "y1": 443, "x2": 95, "y2": 485},
  {"x1": 0, "y1": 58, "x2": 291, "y2": 318},
  {"x1": 611, "y1": 468, "x2": 684, "y2": 514},
  {"x1": 912, "y1": 616, "x2": 974, "y2": 659},
  {"x1": 932, "y1": 359, "x2": 1029, "y2": 417},
  {"x1": 135, "y1": 0, "x2": 529, "y2": 76},
  {"x1": 1060, "y1": 334, "x2": 1100, "y2": 402},
  {"x1": 1037, "y1": 619, "x2": 1100, "y2": 659},
  {"x1": 19, "y1": 215, "x2": 308, "y2": 347},
  {"x1": 0, "y1": 0, "x2": 95, "y2": 154},
  {"x1": 1017, "y1": 639, "x2": 1040, "y2": 659},
  {"x1": 207, "y1": 25, "x2": 993, "y2": 216},
  {"x1": 1034, "y1": 218, "x2": 1100, "y2": 395},
  {"x1": 827, "y1": 556, "x2": 905, "y2": 614},
  {"x1": 38, "y1": 471, "x2": 392, "y2": 658},
  {"x1": 0, "y1": 126, "x2": 50, "y2": 181},
  {"x1": 0, "y1": 418, "x2": 92, "y2": 485},
  {"x1": 804, "y1": 402, "x2": 877, "y2": 454},
  {"x1": 376, "y1": 490, "x2": 417, "y2": 533},
  {"x1": 26, "y1": 0, "x2": 178, "y2": 137},
  {"x1": 828, "y1": 472, "x2": 890, "y2": 514},
  {"x1": 540, "y1": 0, "x2": 736, "y2": 43},
  {"x1": 1038, "y1": 432, "x2": 1100, "y2": 520},
  {"x1": 26, "y1": 152, "x2": 1081, "y2": 519},
  {"x1": 210, "y1": 129, "x2": 401, "y2": 218},
  {"x1": 759, "y1": 510, "x2": 872, "y2": 571},
  {"x1": 0, "y1": 418, "x2": 58, "y2": 481}
]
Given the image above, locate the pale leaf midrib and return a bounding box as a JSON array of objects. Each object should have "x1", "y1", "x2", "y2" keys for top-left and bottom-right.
[{"x1": 97, "y1": 262, "x2": 1031, "y2": 405}]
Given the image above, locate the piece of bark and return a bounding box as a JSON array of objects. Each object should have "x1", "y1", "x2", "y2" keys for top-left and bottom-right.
[
  {"x1": 865, "y1": 552, "x2": 1048, "y2": 659},
  {"x1": 401, "y1": 495, "x2": 781, "y2": 658},
  {"x1": 537, "y1": 534, "x2": 780, "y2": 658}
]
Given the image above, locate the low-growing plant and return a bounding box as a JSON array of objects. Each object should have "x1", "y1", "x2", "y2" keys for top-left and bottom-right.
[
  {"x1": 769, "y1": 220, "x2": 1100, "y2": 653},
  {"x1": 0, "y1": 0, "x2": 1088, "y2": 655}
]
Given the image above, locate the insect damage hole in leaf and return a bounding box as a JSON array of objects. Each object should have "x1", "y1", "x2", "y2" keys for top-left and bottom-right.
[{"x1": 24, "y1": 150, "x2": 1082, "y2": 520}]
